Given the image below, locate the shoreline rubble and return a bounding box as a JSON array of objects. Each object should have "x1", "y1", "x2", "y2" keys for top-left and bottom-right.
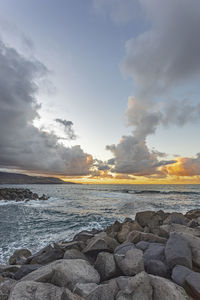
[{"x1": 1, "y1": 208, "x2": 200, "y2": 299}]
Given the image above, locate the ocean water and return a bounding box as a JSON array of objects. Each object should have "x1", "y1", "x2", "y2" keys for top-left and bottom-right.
[{"x1": 0, "y1": 183, "x2": 200, "y2": 263}]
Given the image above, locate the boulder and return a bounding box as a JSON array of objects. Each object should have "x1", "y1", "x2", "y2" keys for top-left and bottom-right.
[
  {"x1": 185, "y1": 272, "x2": 200, "y2": 299},
  {"x1": 115, "y1": 248, "x2": 144, "y2": 276},
  {"x1": 185, "y1": 209, "x2": 200, "y2": 220},
  {"x1": 0, "y1": 278, "x2": 16, "y2": 300},
  {"x1": 145, "y1": 259, "x2": 168, "y2": 278},
  {"x1": 136, "y1": 241, "x2": 150, "y2": 251},
  {"x1": 160, "y1": 224, "x2": 200, "y2": 238},
  {"x1": 172, "y1": 265, "x2": 192, "y2": 287},
  {"x1": 25, "y1": 245, "x2": 63, "y2": 265},
  {"x1": 117, "y1": 221, "x2": 143, "y2": 243},
  {"x1": 116, "y1": 271, "x2": 153, "y2": 300},
  {"x1": 73, "y1": 283, "x2": 98, "y2": 298},
  {"x1": 0, "y1": 266, "x2": 20, "y2": 274},
  {"x1": 94, "y1": 252, "x2": 118, "y2": 281},
  {"x1": 127, "y1": 230, "x2": 167, "y2": 244},
  {"x1": 8, "y1": 280, "x2": 66, "y2": 300},
  {"x1": 63, "y1": 249, "x2": 88, "y2": 261},
  {"x1": 54, "y1": 241, "x2": 85, "y2": 252},
  {"x1": 188, "y1": 219, "x2": 199, "y2": 228},
  {"x1": 106, "y1": 221, "x2": 122, "y2": 235},
  {"x1": 14, "y1": 264, "x2": 41, "y2": 280},
  {"x1": 135, "y1": 211, "x2": 156, "y2": 227},
  {"x1": 176, "y1": 232, "x2": 200, "y2": 268},
  {"x1": 51, "y1": 259, "x2": 100, "y2": 290},
  {"x1": 86, "y1": 282, "x2": 118, "y2": 300},
  {"x1": 165, "y1": 232, "x2": 192, "y2": 269},
  {"x1": 73, "y1": 231, "x2": 95, "y2": 243},
  {"x1": 144, "y1": 243, "x2": 165, "y2": 262},
  {"x1": 9, "y1": 249, "x2": 32, "y2": 265},
  {"x1": 114, "y1": 243, "x2": 136, "y2": 255},
  {"x1": 163, "y1": 212, "x2": 189, "y2": 225},
  {"x1": 83, "y1": 234, "x2": 119, "y2": 256},
  {"x1": 150, "y1": 275, "x2": 191, "y2": 300}
]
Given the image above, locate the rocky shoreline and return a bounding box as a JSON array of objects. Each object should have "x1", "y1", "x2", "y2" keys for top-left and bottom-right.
[
  {"x1": 1, "y1": 209, "x2": 200, "y2": 299},
  {"x1": 0, "y1": 188, "x2": 48, "y2": 201}
]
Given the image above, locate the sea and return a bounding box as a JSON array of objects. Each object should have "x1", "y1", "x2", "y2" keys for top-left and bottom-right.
[{"x1": 0, "y1": 183, "x2": 200, "y2": 263}]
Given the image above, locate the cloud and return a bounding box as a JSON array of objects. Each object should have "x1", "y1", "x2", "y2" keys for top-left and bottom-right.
[
  {"x1": 162, "y1": 155, "x2": 200, "y2": 177},
  {"x1": 106, "y1": 135, "x2": 175, "y2": 175},
  {"x1": 0, "y1": 39, "x2": 93, "y2": 176},
  {"x1": 106, "y1": 0, "x2": 200, "y2": 177},
  {"x1": 55, "y1": 118, "x2": 77, "y2": 140},
  {"x1": 92, "y1": 0, "x2": 141, "y2": 25}
]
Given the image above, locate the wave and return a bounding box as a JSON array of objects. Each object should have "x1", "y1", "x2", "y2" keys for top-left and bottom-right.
[{"x1": 108, "y1": 189, "x2": 200, "y2": 195}]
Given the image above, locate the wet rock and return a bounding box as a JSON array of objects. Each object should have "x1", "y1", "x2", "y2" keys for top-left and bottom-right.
[
  {"x1": 63, "y1": 249, "x2": 88, "y2": 261},
  {"x1": 188, "y1": 219, "x2": 199, "y2": 228},
  {"x1": 172, "y1": 265, "x2": 192, "y2": 287},
  {"x1": 0, "y1": 188, "x2": 48, "y2": 202},
  {"x1": 185, "y1": 272, "x2": 200, "y2": 299},
  {"x1": 165, "y1": 232, "x2": 192, "y2": 269},
  {"x1": 55, "y1": 241, "x2": 85, "y2": 252},
  {"x1": 116, "y1": 271, "x2": 153, "y2": 300},
  {"x1": 0, "y1": 266, "x2": 20, "y2": 274},
  {"x1": 115, "y1": 248, "x2": 144, "y2": 276},
  {"x1": 9, "y1": 249, "x2": 32, "y2": 265},
  {"x1": 150, "y1": 275, "x2": 191, "y2": 300},
  {"x1": 14, "y1": 264, "x2": 41, "y2": 280},
  {"x1": 185, "y1": 209, "x2": 200, "y2": 220},
  {"x1": 94, "y1": 252, "x2": 118, "y2": 281},
  {"x1": 26, "y1": 245, "x2": 64, "y2": 265},
  {"x1": 8, "y1": 280, "x2": 66, "y2": 300},
  {"x1": 86, "y1": 282, "x2": 118, "y2": 300},
  {"x1": 73, "y1": 231, "x2": 95, "y2": 243}
]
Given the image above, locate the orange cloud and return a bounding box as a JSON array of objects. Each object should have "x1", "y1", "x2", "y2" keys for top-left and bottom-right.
[{"x1": 161, "y1": 156, "x2": 200, "y2": 176}]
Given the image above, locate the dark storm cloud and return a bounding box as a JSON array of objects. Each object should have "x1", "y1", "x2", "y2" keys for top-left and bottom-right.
[
  {"x1": 55, "y1": 118, "x2": 77, "y2": 140},
  {"x1": 0, "y1": 40, "x2": 92, "y2": 176}
]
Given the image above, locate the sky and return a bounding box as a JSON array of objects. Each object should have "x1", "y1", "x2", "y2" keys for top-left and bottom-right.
[{"x1": 0, "y1": 0, "x2": 200, "y2": 184}]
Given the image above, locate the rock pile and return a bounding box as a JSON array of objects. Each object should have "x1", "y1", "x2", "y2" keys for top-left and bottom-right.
[
  {"x1": 0, "y1": 188, "x2": 48, "y2": 202},
  {"x1": 1, "y1": 209, "x2": 200, "y2": 299}
]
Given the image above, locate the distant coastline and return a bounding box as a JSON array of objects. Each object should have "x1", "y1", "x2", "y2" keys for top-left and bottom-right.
[{"x1": 0, "y1": 171, "x2": 77, "y2": 184}]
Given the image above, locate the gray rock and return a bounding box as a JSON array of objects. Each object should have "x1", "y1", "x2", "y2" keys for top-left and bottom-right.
[
  {"x1": 55, "y1": 241, "x2": 85, "y2": 252},
  {"x1": 115, "y1": 248, "x2": 144, "y2": 276},
  {"x1": 172, "y1": 265, "x2": 192, "y2": 287},
  {"x1": 73, "y1": 283, "x2": 98, "y2": 298},
  {"x1": 0, "y1": 266, "x2": 20, "y2": 274},
  {"x1": 188, "y1": 219, "x2": 199, "y2": 228},
  {"x1": 145, "y1": 259, "x2": 168, "y2": 277},
  {"x1": 127, "y1": 230, "x2": 167, "y2": 244},
  {"x1": 9, "y1": 249, "x2": 32, "y2": 265},
  {"x1": 73, "y1": 231, "x2": 95, "y2": 243},
  {"x1": 116, "y1": 271, "x2": 153, "y2": 300},
  {"x1": 185, "y1": 272, "x2": 200, "y2": 299},
  {"x1": 94, "y1": 252, "x2": 118, "y2": 280},
  {"x1": 114, "y1": 243, "x2": 136, "y2": 255},
  {"x1": 117, "y1": 221, "x2": 143, "y2": 243},
  {"x1": 174, "y1": 232, "x2": 200, "y2": 268},
  {"x1": 25, "y1": 245, "x2": 63, "y2": 265},
  {"x1": 136, "y1": 241, "x2": 150, "y2": 251},
  {"x1": 51, "y1": 259, "x2": 100, "y2": 290},
  {"x1": 160, "y1": 224, "x2": 200, "y2": 238},
  {"x1": 86, "y1": 281, "x2": 119, "y2": 300},
  {"x1": 165, "y1": 232, "x2": 192, "y2": 269},
  {"x1": 185, "y1": 209, "x2": 200, "y2": 220},
  {"x1": 83, "y1": 234, "x2": 119, "y2": 256},
  {"x1": 63, "y1": 249, "x2": 88, "y2": 261},
  {"x1": 8, "y1": 280, "x2": 65, "y2": 300},
  {"x1": 149, "y1": 275, "x2": 191, "y2": 300},
  {"x1": 163, "y1": 212, "x2": 189, "y2": 225},
  {"x1": 135, "y1": 211, "x2": 156, "y2": 227},
  {"x1": 0, "y1": 278, "x2": 16, "y2": 300},
  {"x1": 144, "y1": 243, "x2": 165, "y2": 262},
  {"x1": 14, "y1": 264, "x2": 41, "y2": 280},
  {"x1": 22, "y1": 259, "x2": 100, "y2": 291}
]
